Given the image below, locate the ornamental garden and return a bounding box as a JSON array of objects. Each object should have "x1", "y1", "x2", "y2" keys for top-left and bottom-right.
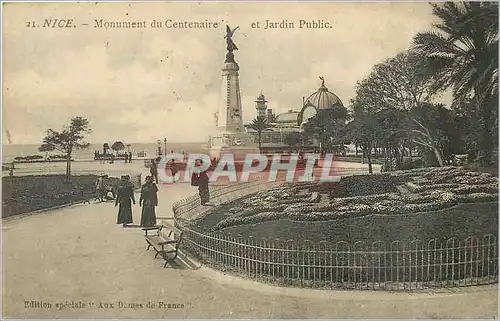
[
  {"x1": 178, "y1": 166, "x2": 498, "y2": 290},
  {"x1": 191, "y1": 166, "x2": 498, "y2": 244}
]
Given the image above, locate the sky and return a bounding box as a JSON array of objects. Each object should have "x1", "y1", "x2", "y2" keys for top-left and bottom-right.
[{"x1": 2, "y1": 2, "x2": 446, "y2": 145}]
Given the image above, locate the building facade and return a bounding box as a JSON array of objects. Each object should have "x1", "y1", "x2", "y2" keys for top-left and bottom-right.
[{"x1": 244, "y1": 78, "x2": 345, "y2": 153}]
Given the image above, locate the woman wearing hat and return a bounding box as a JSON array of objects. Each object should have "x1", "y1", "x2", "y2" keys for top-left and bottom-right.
[
  {"x1": 139, "y1": 175, "x2": 158, "y2": 227},
  {"x1": 115, "y1": 175, "x2": 136, "y2": 227}
]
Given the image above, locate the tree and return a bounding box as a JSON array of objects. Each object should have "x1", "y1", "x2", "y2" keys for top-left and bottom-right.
[
  {"x1": 38, "y1": 143, "x2": 55, "y2": 160},
  {"x1": 41, "y1": 117, "x2": 91, "y2": 181},
  {"x1": 411, "y1": 118, "x2": 444, "y2": 167},
  {"x1": 302, "y1": 106, "x2": 348, "y2": 153},
  {"x1": 410, "y1": 103, "x2": 466, "y2": 167},
  {"x1": 412, "y1": 2, "x2": 498, "y2": 164},
  {"x1": 375, "y1": 108, "x2": 408, "y2": 170},
  {"x1": 284, "y1": 132, "x2": 302, "y2": 148},
  {"x1": 453, "y1": 99, "x2": 484, "y2": 161},
  {"x1": 103, "y1": 143, "x2": 110, "y2": 155},
  {"x1": 352, "y1": 50, "x2": 437, "y2": 163},
  {"x1": 249, "y1": 116, "x2": 269, "y2": 153},
  {"x1": 111, "y1": 141, "x2": 126, "y2": 153},
  {"x1": 345, "y1": 100, "x2": 383, "y2": 174},
  {"x1": 345, "y1": 117, "x2": 376, "y2": 174},
  {"x1": 355, "y1": 51, "x2": 435, "y2": 111}
]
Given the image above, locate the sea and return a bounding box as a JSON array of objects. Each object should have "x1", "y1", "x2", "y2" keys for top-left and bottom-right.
[{"x1": 2, "y1": 142, "x2": 207, "y2": 163}]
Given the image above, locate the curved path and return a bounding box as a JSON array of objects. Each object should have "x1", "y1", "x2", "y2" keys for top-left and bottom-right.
[{"x1": 2, "y1": 178, "x2": 498, "y2": 319}]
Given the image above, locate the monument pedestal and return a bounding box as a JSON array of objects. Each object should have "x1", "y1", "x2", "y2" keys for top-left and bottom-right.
[{"x1": 208, "y1": 131, "x2": 260, "y2": 162}]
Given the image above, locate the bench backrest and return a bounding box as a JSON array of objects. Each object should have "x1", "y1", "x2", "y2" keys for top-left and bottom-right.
[{"x1": 161, "y1": 226, "x2": 184, "y2": 246}]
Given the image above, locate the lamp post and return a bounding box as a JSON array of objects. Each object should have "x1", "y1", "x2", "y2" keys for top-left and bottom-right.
[
  {"x1": 157, "y1": 139, "x2": 162, "y2": 156},
  {"x1": 163, "y1": 138, "x2": 168, "y2": 156}
]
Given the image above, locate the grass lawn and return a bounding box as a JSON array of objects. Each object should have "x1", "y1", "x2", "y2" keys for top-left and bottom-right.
[{"x1": 2, "y1": 175, "x2": 121, "y2": 218}]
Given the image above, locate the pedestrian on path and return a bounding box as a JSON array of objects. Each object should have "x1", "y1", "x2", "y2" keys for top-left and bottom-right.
[
  {"x1": 150, "y1": 159, "x2": 159, "y2": 184},
  {"x1": 95, "y1": 174, "x2": 106, "y2": 202},
  {"x1": 139, "y1": 175, "x2": 158, "y2": 227},
  {"x1": 191, "y1": 159, "x2": 210, "y2": 206},
  {"x1": 115, "y1": 175, "x2": 135, "y2": 227},
  {"x1": 170, "y1": 160, "x2": 178, "y2": 183}
]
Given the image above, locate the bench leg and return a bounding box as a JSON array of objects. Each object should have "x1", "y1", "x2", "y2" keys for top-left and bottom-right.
[
  {"x1": 154, "y1": 251, "x2": 160, "y2": 259},
  {"x1": 146, "y1": 244, "x2": 151, "y2": 251},
  {"x1": 163, "y1": 260, "x2": 169, "y2": 268}
]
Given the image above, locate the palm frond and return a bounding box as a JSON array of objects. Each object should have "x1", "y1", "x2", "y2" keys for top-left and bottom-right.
[{"x1": 412, "y1": 31, "x2": 457, "y2": 56}]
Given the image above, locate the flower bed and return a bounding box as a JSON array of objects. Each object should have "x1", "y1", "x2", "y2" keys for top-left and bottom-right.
[
  {"x1": 199, "y1": 166, "x2": 498, "y2": 232},
  {"x1": 309, "y1": 173, "x2": 410, "y2": 197}
]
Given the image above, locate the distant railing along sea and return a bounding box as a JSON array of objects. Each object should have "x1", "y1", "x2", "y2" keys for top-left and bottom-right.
[{"x1": 2, "y1": 142, "x2": 206, "y2": 163}]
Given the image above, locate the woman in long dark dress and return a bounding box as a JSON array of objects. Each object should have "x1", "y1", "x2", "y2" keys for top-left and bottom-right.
[
  {"x1": 115, "y1": 176, "x2": 135, "y2": 227},
  {"x1": 140, "y1": 176, "x2": 158, "y2": 227},
  {"x1": 150, "y1": 159, "x2": 159, "y2": 184},
  {"x1": 191, "y1": 159, "x2": 210, "y2": 205},
  {"x1": 170, "y1": 160, "x2": 178, "y2": 183}
]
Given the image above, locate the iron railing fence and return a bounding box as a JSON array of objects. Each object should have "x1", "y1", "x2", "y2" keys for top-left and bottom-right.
[
  {"x1": 172, "y1": 180, "x2": 276, "y2": 221},
  {"x1": 176, "y1": 223, "x2": 498, "y2": 290},
  {"x1": 171, "y1": 182, "x2": 499, "y2": 290}
]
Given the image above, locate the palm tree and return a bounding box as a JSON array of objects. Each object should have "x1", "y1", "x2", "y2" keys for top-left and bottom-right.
[
  {"x1": 249, "y1": 116, "x2": 269, "y2": 153},
  {"x1": 412, "y1": 2, "x2": 498, "y2": 164}
]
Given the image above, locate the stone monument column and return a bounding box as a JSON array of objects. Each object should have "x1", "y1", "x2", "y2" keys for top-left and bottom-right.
[
  {"x1": 216, "y1": 53, "x2": 244, "y2": 133},
  {"x1": 208, "y1": 25, "x2": 259, "y2": 161}
]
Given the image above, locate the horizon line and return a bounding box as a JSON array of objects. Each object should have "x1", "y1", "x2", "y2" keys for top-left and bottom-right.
[{"x1": 2, "y1": 141, "x2": 208, "y2": 146}]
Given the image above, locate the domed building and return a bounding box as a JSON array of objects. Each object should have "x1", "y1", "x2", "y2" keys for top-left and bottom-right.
[
  {"x1": 275, "y1": 110, "x2": 301, "y2": 126},
  {"x1": 245, "y1": 77, "x2": 344, "y2": 153},
  {"x1": 298, "y1": 76, "x2": 344, "y2": 127}
]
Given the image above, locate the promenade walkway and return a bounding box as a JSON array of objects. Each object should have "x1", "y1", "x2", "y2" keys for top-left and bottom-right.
[
  {"x1": 6, "y1": 159, "x2": 381, "y2": 178},
  {"x1": 2, "y1": 169, "x2": 498, "y2": 319}
]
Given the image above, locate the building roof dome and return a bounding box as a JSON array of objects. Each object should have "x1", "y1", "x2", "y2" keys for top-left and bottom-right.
[
  {"x1": 304, "y1": 77, "x2": 343, "y2": 110},
  {"x1": 275, "y1": 110, "x2": 300, "y2": 124}
]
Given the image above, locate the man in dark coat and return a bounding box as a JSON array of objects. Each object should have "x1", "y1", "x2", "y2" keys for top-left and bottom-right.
[
  {"x1": 115, "y1": 175, "x2": 135, "y2": 227},
  {"x1": 191, "y1": 159, "x2": 210, "y2": 205}
]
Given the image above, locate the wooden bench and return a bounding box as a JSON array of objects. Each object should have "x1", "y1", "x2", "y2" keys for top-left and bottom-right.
[{"x1": 143, "y1": 225, "x2": 184, "y2": 268}]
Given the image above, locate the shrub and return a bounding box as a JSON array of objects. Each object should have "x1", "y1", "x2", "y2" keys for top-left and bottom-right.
[
  {"x1": 398, "y1": 157, "x2": 423, "y2": 170},
  {"x1": 456, "y1": 193, "x2": 498, "y2": 203},
  {"x1": 310, "y1": 174, "x2": 410, "y2": 197},
  {"x1": 451, "y1": 184, "x2": 498, "y2": 195}
]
